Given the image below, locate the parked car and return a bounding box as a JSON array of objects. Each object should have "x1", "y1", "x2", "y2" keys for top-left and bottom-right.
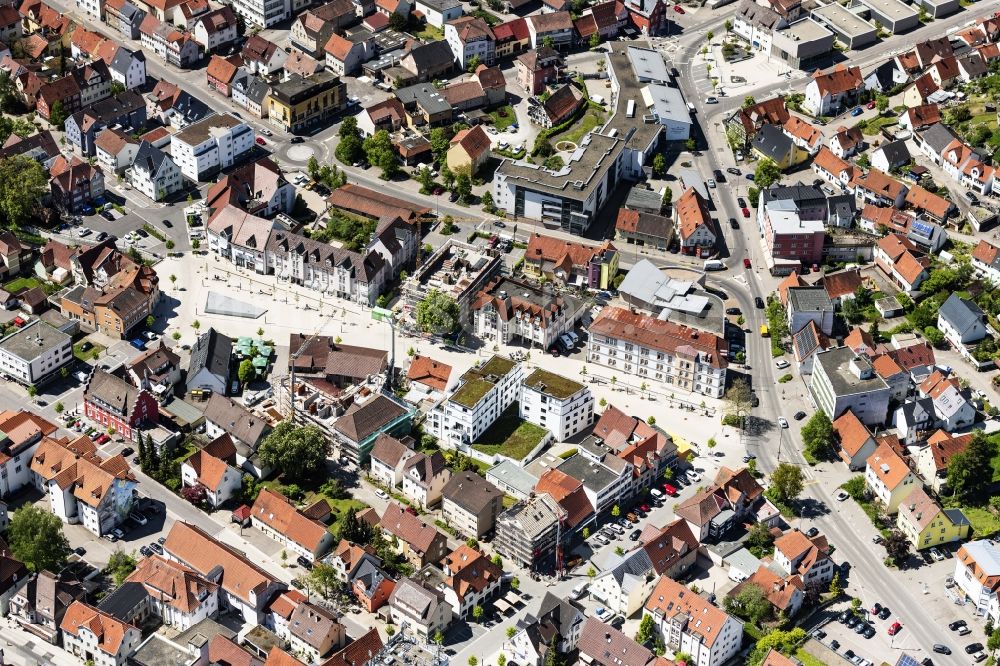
[
  {"x1": 965, "y1": 643, "x2": 984, "y2": 655},
  {"x1": 742, "y1": 207, "x2": 751, "y2": 218},
  {"x1": 778, "y1": 417, "x2": 789, "y2": 429},
  {"x1": 794, "y1": 411, "x2": 807, "y2": 420},
  {"x1": 629, "y1": 529, "x2": 642, "y2": 541},
  {"x1": 673, "y1": 4, "x2": 684, "y2": 12},
  {"x1": 139, "y1": 545, "x2": 153, "y2": 557},
  {"x1": 932, "y1": 645, "x2": 951, "y2": 655},
  {"x1": 594, "y1": 533, "x2": 609, "y2": 545},
  {"x1": 775, "y1": 359, "x2": 790, "y2": 370},
  {"x1": 851, "y1": 107, "x2": 864, "y2": 117},
  {"x1": 729, "y1": 217, "x2": 739, "y2": 229},
  {"x1": 867, "y1": 100, "x2": 877, "y2": 109},
  {"x1": 290, "y1": 137, "x2": 304, "y2": 144},
  {"x1": 929, "y1": 547, "x2": 944, "y2": 561},
  {"x1": 374, "y1": 489, "x2": 389, "y2": 500},
  {"x1": 878, "y1": 607, "x2": 891, "y2": 620},
  {"x1": 725, "y1": 307, "x2": 741, "y2": 315},
  {"x1": 727, "y1": 167, "x2": 741, "y2": 176},
  {"x1": 835, "y1": 489, "x2": 849, "y2": 501},
  {"x1": 130, "y1": 511, "x2": 147, "y2": 525},
  {"x1": 755, "y1": 296, "x2": 765, "y2": 308},
  {"x1": 805, "y1": 527, "x2": 819, "y2": 538},
  {"x1": 950, "y1": 621, "x2": 967, "y2": 631},
  {"x1": 743, "y1": 258, "x2": 751, "y2": 269},
  {"x1": 297, "y1": 555, "x2": 313, "y2": 569},
  {"x1": 888, "y1": 622, "x2": 902, "y2": 636}
]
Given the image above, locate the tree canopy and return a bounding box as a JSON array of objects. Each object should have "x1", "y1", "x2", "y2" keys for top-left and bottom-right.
[
  {"x1": 748, "y1": 628, "x2": 806, "y2": 666},
  {"x1": 106, "y1": 551, "x2": 138, "y2": 586},
  {"x1": 724, "y1": 582, "x2": 773, "y2": 627},
  {"x1": 363, "y1": 130, "x2": 398, "y2": 180},
  {"x1": 801, "y1": 411, "x2": 834, "y2": 461},
  {"x1": 335, "y1": 117, "x2": 365, "y2": 165},
  {"x1": 415, "y1": 289, "x2": 460, "y2": 336},
  {"x1": 0, "y1": 155, "x2": 48, "y2": 227},
  {"x1": 754, "y1": 158, "x2": 781, "y2": 189},
  {"x1": 947, "y1": 431, "x2": 996, "y2": 503},
  {"x1": 768, "y1": 463, "x2": 804, "y2": 504},
  {"x1": 258, "y1": 422, "x2": 329, "y2": 482},
  {"x1": 8, "y1": 504, "x2": 71, "y2": 572}
]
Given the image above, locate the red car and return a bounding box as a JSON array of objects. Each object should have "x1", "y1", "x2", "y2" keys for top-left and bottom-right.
[
  {"x1": 743, "y1": 258, "x2": 751, "y2": 269},
  {"x1": 640, "y1": 504, "x2": 650, "y2": 512},
  {"x1": 663, "y1": 483, "x2": 678, "y2": 496},
  {"x1": 95, "y1": 434, "x2": 109, "y2": 445},
  {"x1": 888, "y1": 622, "x2": 902, "y2": 636},
  {"x1": 741, "y1": 207, "x2": 750, "y2": 218},
  {"x1": 673, "y1": 4, "x2": 685, "y2": 12},
  {"x1": 866, "y1": 100, "x2": 876, "y2": 109},
  {"x1": 255, "y1": 136, "x2": 266, "y2": 146}
]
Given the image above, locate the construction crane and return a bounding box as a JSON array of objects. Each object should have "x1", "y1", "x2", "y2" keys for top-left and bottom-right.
[{"x1": 286, "y1": 329, "x2": 324, "y2": 421}]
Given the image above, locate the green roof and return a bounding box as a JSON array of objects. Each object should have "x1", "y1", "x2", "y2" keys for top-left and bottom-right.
[
  {"x1": 450, "y1": 377, "x2": 496, "y2": 408},
  {"x1": 464, "y1": 355, "x2": 517, "y2": 381},
  {"x1": 522, "y1": 369, "x2": 584, "y2": 400}
]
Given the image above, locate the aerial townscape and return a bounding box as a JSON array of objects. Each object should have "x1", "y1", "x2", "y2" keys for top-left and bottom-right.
[{"x1": 2, "y1": 0, "x2": 1000, "y2": 664}]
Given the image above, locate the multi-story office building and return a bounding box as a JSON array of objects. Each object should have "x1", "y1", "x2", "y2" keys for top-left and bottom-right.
[{"x1": 0, "y1": 321, "x2": 73, "y2": 387}]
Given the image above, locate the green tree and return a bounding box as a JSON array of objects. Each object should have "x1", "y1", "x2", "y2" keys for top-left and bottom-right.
[
  {"x1": 481, "y1": 190, "x2": 495, "y2": 212},
  {"x1": 828, "y1": 571, "x2": 842, "y2": 597},
  {"x1": 0, "y1": 155, "x2": 48, "y2": 226},
  {"x1": 754, "y1": 158, "x2": 781, "y2": 189},
  {"x1": 724, "y1": 377, "x2": 754, "y2": 428},
  {"x1": 430, "y1": 127, "x2": 451, "y2": 164},
  {"x1": 589, "y1": 32, "x2": 600, "y2": 48},
  {"x1": 685, "y1": 137, "x2": 696, "y2": 152},
  {"x1": 48, "y1": 101, "x2": 68, "y2": 130},
  {"x1": 415, "y1": 288, "x2": 460, "y2": 335},
  {"x1": 635, "y1": 613, "x2": 656, "y2": 645},
  {"x1": 743, "y1": 95, "x2": 756, "y2": 108},
  {"x1": 947, "y1": 431, "x2": 996, "y2": 503},
  {"x1": 923, "y1": 326, "x2": 945, "y2": 347},
  {"x1": 744, "y1": 521, "x2": 774, "y2": 558},
  {"x1": 54, "y1": 402, "x2": 64, "y2": 413},
  {"x1": 27, "y1": 385, "x2": 36, "y2": 398},
  {"x1": 542, "y1": 35, "x2": 555, "y2": 49},
  {"x1": 801, "y1": 410, "x2": 834, "y2": 461},
  {"x1": 307, "y1": 562, "x2": 340, "y2": 598},
  {"x1": 507, "y1": 626, "x2": 517, "y2": 639},
  {"x1": 0, "y1": 71, "x2": 16, "y2": 113},
  {"x1": 388, "y1": 11, "x2": 408, "y2": 30},
  {"x1": 611, "y1": 504, "x2": 621, "y2": 518},
  {"x1": 258, "y1": 422, "x2": 329, "y2": 482},
  {"x1": 417, "y1": 166, "x2": 435, "y2": 194},
  {"x1": 875, "y1": 94, "x2": 889, "y2": 113},
  {"x1": 237, "y1": 359, "x2": 255, "y2": 385},
  {"x1": 433, "y1": 630, "x2": 444, "y2": 644},
  {"x1": 724, "y1": 582, "x2": 773, "y2": 626},
  {"x1": 587, "y1": 566, "x2": 596, "y2": 578},
  {"x1": 454, "y1": 168, "x2": 472, "y2": 203},
  {"x1": 544, "y1": 635, "x2": 563, "y2": 666},
  {"x1": 363, "y1": 130, "x2": 399, "y2": 180},
  {"x1": 8, "y1": 504, "x2": 71, "y2": 572},
  {"x1": 883, "y1": 529, "x2": 911, "y2": 565},
  {"x1": 582, "y1": 527, "x2": 590, "y2": 539},
  {"x1": 105, "y1": 550, "x2": 138, "y2": 586},
  {"x1": 491, "y1": 554, "x2": 503, "y2": 567},
  {"x1": 724, "y1": 19, "x2": 733, "y2": 33},
  {"x1": 307, "y1": 156, "x2": 320, "y2": 178},
  {"x1": 661, "y1": 185, "x2": 672, "y2": 207},
  {"x1": 466, "y1": 55, "x2": 482, "y2": 73},
  {"x1": 146, "y1": 315, "x2": 155, "y2": 329},
  {"x1": 706, "y1": 30, "x2": 715, "y2": 40},
  {"x1": 497, "y1": 654, "x2": 507, "y2": 666},
  {"x1": 768, "y1": 463, "x2": 804, "y2": 503},
  {"x1": 747, "y1": 628, "x2": 806, "y2": 666},
  {"x1": 987, "y1": 627, "x2": 1000, "y2": 655},
  {"x1": 472, "y1": 605, "x2": 484, "y2": 621},
  {"x1": 335, "y1": 117, "x2": 365, "y2": 165},
  {"x1": 652, "y1": 153, "x2": 667, "y2": 178}
]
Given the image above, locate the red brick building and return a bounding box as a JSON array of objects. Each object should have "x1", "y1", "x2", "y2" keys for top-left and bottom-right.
[{"x1": 84, "y1": 370, "x2": 158, "y2": 441}]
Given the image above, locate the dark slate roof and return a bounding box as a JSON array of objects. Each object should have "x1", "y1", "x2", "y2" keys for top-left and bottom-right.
[
  {"x1": 96, "y1": 581, "x2": 148, "y2": 622},
  {"x1": 604, "y1": 548, "x2": 653, "y2": 586},
  {"x1": 938, "y1": 293, "x2": 985, "y2": 336},
  {"x1": 865, "y1": 60, "x2": 901, "y2": 91},
  {"x1": 110, "y1": 47, "x2": 144, "y2": 76},
  {"x1": 130, "y1": 141, "x2": 168, "y2": 176},
  {"x1": 753, "y1": 124, "x2": 794, "y2": 162},
  {"x1": 187, "y1": 327, "x2": 232, "y2": 386},
  {"x1": 875, "y1": 139, "x2": 910, "y2": 167},
  {"x1": 919, "y1": 123, "x2": 960, "y2": 156},
  {"x1": 404, "y1": 40, "x2": 454, "y2": 72},
  {"x1": 246, "y1": 77, "x2": 271, "y2": 105}
]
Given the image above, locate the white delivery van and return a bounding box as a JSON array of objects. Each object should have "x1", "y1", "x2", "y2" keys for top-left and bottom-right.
[{"x1": 570, "y1": 582, "x2": 588, "y2": 600}]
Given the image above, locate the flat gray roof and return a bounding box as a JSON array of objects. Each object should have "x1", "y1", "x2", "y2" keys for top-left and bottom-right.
[
  {"x1": 812, "y1": 4, "x2": 876, "y2": 37},
  {"x1": 856, "y1": 0, "x2": 916, "y2": 21},
  {"x1": 395, "y1": 83, "x2": 452, "y2": 116},
  {"x1": 776, "y1": 16, "x2": 834, "y2": 41},
  {"x1": 646, "y1": 84, "x2": 690, "y2": 125},
  {"x1": 627, "y1": 46, "x2": 670, "y2": 83},
  {"x1": 557, "y1": 454, "x2": 618, "y2": 492},
  {"x1": 0, "y1": 320, "x2": 69, "y2": 361},
  {"x1": 173, "y1": 113, "x2": 247, "y2": 146},
  {"x1": 487, "y1": 459, "x2": 540, "y2": 497},
  {"x1": 814, "y1": 346, "x2": 889, "y2": 396},
  {"x1": 605, "y1": 42, "x2": 662, "y2": 153}
]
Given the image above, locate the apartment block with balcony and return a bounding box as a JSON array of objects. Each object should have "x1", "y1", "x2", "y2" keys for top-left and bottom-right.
[{"x1": 519, "y1": 368, "x2": 593, "y2": 442}]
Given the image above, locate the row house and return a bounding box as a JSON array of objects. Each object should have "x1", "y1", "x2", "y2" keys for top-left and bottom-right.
[
  {"x1": 206, "y1": 54, "x2": 244, "y2": 97},
  {"x1": 10, "y1": 571, "x2": 85, "y2": 645},
  {"x1": 61, "y1": 602, "x2": 141, "y2": 666},
  {"x1": 242, "y1": 35, "x2": 287, "y2": 76},
  {"x1": 290, "y1": 0, "x2": 357, "y2": 58},
  {"x1": 587, "y1": 306, "x2": 728, "y2": 398},
  {"x1": 35, "y1": 75, "x2": 82, "y2": 120},
  {"x1": 64, "y1": 91, "x2": 146, "y2": 157},
  {"x1": 139, "y1": 15, "x2": 200, "y2": 68},
  {"x1": 850, "y1": 168, "x2": 908, "y2": 208},
  {"x1": 83, "y1": 369, "x2": 158, "y2": 442},
  {"x1": 145, "y1": 80, "x2": 213, "y2": 129},
  {"x1": 804, "y1": 63, "x2": 864, "y2": 116},
  {"x1": 231, "y1": 75, "x2": 271, "y2": 118},
  {"x1": 191, "y1": 6, "x2": 239, "y2": 53},
  {"x1": 250, "y1": 488, "x2": 334, "y2": 563},
  {"x1": 379, "y1": 502, "x2": 450, "y2": 568},
  {"x1": 180, "y1": 434, "x2": 242, "y2": 508},
  {"x1": 105, "y1": 0, "x2": 146, "y2": 38}
]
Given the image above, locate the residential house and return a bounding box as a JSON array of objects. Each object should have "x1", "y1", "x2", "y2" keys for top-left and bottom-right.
[
  {"x1": 972, "y1": 239, "x2": 1000, "y2": 286},
  {"x1": 438, "y1": 544, "x2": 502, "y2": 618},
  {"x1": 290, "y1": 0, "x2": 358, "y2": 58},
  {"x1": 138, "y1": 15, "x2": 200, "y2": 68},
  {"x1": 286, "y1": 603, "x2": 345, "y2": 662},
  {"x1": 640, "y1": 518, "x2": 700, "y2": 580},
  {"x1": 187, "y1": 328, "x2": 232, "y2": 395},
  {"x1": 526, "y1": 11, "x2": 574, "y2": 51},
  {"x1": 675, "y1": 187, "x2": 716, "y2": 256},
  {"x1": 191, "y1": 6, "x2": 238, "y2": 52},
  {"x1": 577, "y1": 618, "x2": 658, "y2": 666},
  {"x1": 368, "y1": 433, "x2": 416, "y2": 489},
  {"x1": 729, "y1": 565, "x2": 805, "y2": 618},
  {"x1": 675, "y1": 466, "x2": 768, "y2": 541},
  {"x1": 83, "y1": 370, "x2": 158, "y2": 442},
  {"x1": 643, "y1": 576, "x2": 744, "y2": 666},
  {"x1": 324, "y1": 32, "x2": 373, "y2": 77},
  {"x1": 202, "y1": 395, "x2": 272, "y2": 474},
  {"x1": 9, "y1": 570, "x2": 85, "y2": 644},
  {"x1": 829, "y1": 125, "x2": 864, "y2": 158},
  {"x1": 898, "y1": 103, "x2": 941, "y2": 132},
  {"x1": 180, "y1": 435, "x2": 242, "y2": 509},
  {"x1": 811, "y1": 147, "x2": 855, "y2": 189},
  {"x1": 522, "y1": 233, "x2": 618, "y2": 290},
  {"x1": 871, "y1": 139, "x2": 911, "y2": 173},
  {"x1": 231, "y1": 76, "x2": 272, "y2": 119},
  {"x1": 206, "y1": 55, "x2": 244, "y2": 97},
  {"x1": 61, "y1": 602, "x2": 141, "y2": 666},
  {"x1": 378, "y1": 502, "x2": 450, "y2": 568},
  {"x1": 850, "y1": 168, "x2": 908, "y2": 208},
  {"x1": 205, "y1": 158, "x2": 294, "y2": 218},
  {"x1": 724, "y1": 96, "x2": 789, "y2": 150},
  {"x1": 400, "y1": 451, "x2": 450, "y2": 509},
  {"x1": 332, "y1": 392, "x2": 414, "y2": 464},
  {"x1": 804, "y1": 64, "x2": 864, "y2": 116},
  {"x1": 442, "y1": 471, "x2": 503, "y2": 538},
  {"x1": 834, "y1": 409, "x2": 876, "y2": 470},
  {"x1": 527, "y1": 83, "x2": 582, "y2": 128},
  {"x1": 127, "y1": 339, "x2": 181, "y2": 398},
  {"x1": 325, "y1": 540, "x2": 380, "y2": 585},
  {"x1": 445, "y1": 16, "x2": 495, "y2": 69},
  {"x1": 48, "y1": 157, "x2": 105, "y2": 214},
  {"x1": 105, "y1": 0, "x2": 146, "y2": 39},
  {"x1": 865, "y1": 440, "x2": 918, "y2": 513},
  {"x1": 874, "y1": 234, "x2": 929, "y2": 293},
  {"x1": 515, "y1": 47, "x2": 560, "y2": 95},
  {"x1": 615, "y1": 209, "x2": 673, "y2": 251},
  {"x1": 505, "y1": 592, "x2": 585, "y2": 666},
  {"x1": 94, "y1": 130, "x2": 139, "y2": 175},
  {"x1": 904, "y1": 185, "x2": 955, "y2": 223},
  {"x1": 786, "y1": 286, "x2": 834, "y2": 336},
  {"x1": 954, "y1": 540, "x2": 1000, "y2": 625},
  {"x1": 127, "y1": 141, "x2": 182, "y2": 202},
  {"x1": 938, "y1": 293, "x2": 988, "y2": 348},
  {"x1": 162, "y1": 521, "x2": 285, "y2": 625},
  {"x1": 916, "y1": 429, "x2": 974, "y2": 492},
  {"x1": 897, "y1": 486, "x2": 970, "y2": 550},
  {"x1": 387, "y1": 578, "x2": 451, "y2": 642},
  {"x1": 781, "y1": 116, "x2": 822, "y2": 156},
  {"x1": 241, "y1": 35, "x2": 288, "y2": 76},
  {"x1": 919, "y1": 369, "x2": 976, "y2": 432},
  {"x1": 773, "y1": 528, "x2": 834, "y2": 588},
  {"x1": 590, "y1": 548, "x2": 656, "y2": 618},
  {"x1": 124, "y1": 556, "x2": 220, "y2": 630},
  {"x1": 447, "y1": 125, "x2": 491, "y2": 176},
  {"x1": 406, "y1": 355, "x2": 453, "y2": 403},
  {"x1": 63, "y1": 91, "x2": 146, "y2": 157}
]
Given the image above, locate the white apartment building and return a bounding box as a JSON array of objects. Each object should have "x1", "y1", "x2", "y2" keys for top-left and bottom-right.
[
  {"x1": 420, "y1": 0, "x2": 464, "y2": 29},
  {"x1": 644, "y1": 576, "x2": 744, "y2": 666},
  {"x1": 78, "y1": 0, "x2": 103, "y2": 20},
  {"x1": 127, "y1": 141, "x2": 183, "y2": 202},
  {"x1": 955, "y1": 540, "x2": 1000, "y2": 625},
  {"x1": 444, "y1": 16, "x2": 493, "y2": 69},
  {"x1": 519, "y1": 368, "x2": 593, "y2": 441},
  {"x1": 588, "y1": 307, "x2": 728, "y2": 398},
  {"x1": 427, "y1": 355, "x2": 524, "y2": 449},
  {"x1": 0, "y1": 321, "x2": 73, "y2": 387},
  {"x1": 170, "y1": 114, "x2": 254, "y2": 181},
  {"x1": 809, "y1": 346, "x2": 891, "y2": 427},
  {"x1": 61, "y1": 602, "x2": 141, "y2": 666},
  {"x1": 230, "y1": 0, "x2": 289, "y2": 28}
]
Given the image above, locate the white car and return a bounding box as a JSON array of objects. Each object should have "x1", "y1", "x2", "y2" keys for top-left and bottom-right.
[
  {"x1": 686, "y1": 471, "x2": 702, "y2": 483},
  {"x1": 260, "y1": 128, "x2": 273, "y2": 136},
  {"x1": 77, "y1": 227, "x2": 92, "y2": 237},
  {"x1": 778, "y1": 417, "x2": 789, "y2": 428},
  {"x1": 74, "y1": 371, "x2": 89, "y2": 382},
  {"x1": 835, "y1": 490, "x2": 849, "y2": 502},
  {"x1": 594, "y1": 607, "x2": 609, "y2": 620},
  {"x1": 929, "y1": 547, "x2": 945, "y2": 562},
  {"x1": 775, "y1": 359, "x2": 790, "y2": 370},
  {"x1": 374, "y1": 489, "x2": 389, "y2": 500}
]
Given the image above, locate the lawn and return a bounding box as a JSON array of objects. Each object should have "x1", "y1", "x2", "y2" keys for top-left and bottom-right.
[
  {"x1": 961, "y1": 505, "x2": 1000, "y2": 538},
  {"x1": 471, "y1": 8, "x2": 501, "y2": 25},
  {"x1": 73, "y1": 340, "x2": 106, "y2": 363},
  {"x1": 553, "y1": 108, "x2": 607, "y2": 146},
  {"x1": 489, "y1": 105, "x2": 517, "y2": 131},
  {"x1": 412, "y1": 23, "x2": 443, "y2": 41},
  {"x1": 857, "y1": 115, "x2": 897, "y2": 137},
  {"x1": 472, "y1": 405, "x2": 548, "y2": 461},
  {"x1": 795, "y1": 649, "x2": 827, "y2": 666},
  {"x1": 3, "y1": 276, "x2": 42, "y2": 293},
  {"x1": 326, "y1": 498, "x2": 368, "y2": 537}
]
